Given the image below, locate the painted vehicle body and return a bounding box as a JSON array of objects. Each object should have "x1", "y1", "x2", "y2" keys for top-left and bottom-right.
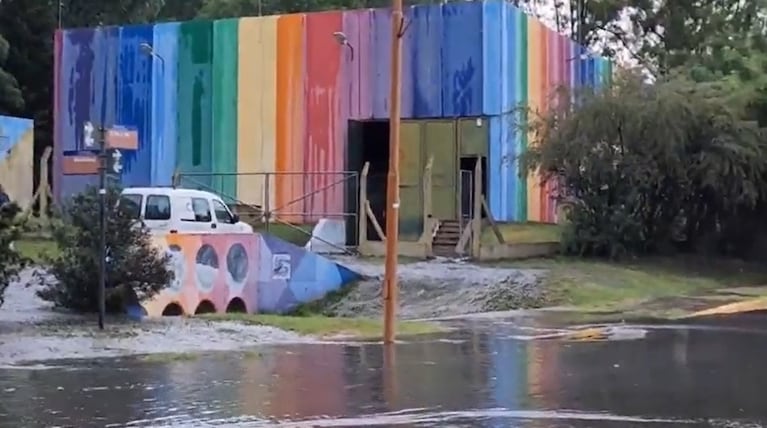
[{"x1": 119, "y1": 187, "x2": 253, "y2": 235}]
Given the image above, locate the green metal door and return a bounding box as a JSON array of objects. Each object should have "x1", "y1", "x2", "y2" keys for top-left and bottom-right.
[
  {"x1": 399, "y1": 121, "x2": 423, "y2": 241},
  {"x1": 459, "y1": 117, "x2": 488, "y2": 156},
  {"x1": 423, "y1": 120, "x2": 458, "y2": 221}
]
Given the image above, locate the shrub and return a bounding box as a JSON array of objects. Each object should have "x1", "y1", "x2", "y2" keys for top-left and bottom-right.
[
  {"x1": 0, "y1": 203, "x2": 27, "y2": 306},
  {"x1": 519, "y1": 73, "x2": 767, "y2": 258},
  {"x1": 36, "y1": 185, "x2": 173, "y2": 313}
]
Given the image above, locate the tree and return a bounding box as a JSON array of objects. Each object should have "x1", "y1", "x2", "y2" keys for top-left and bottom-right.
[
  {"x1": 0, "y1": 34, "x2": 23, "y2": 114},
  {"x1": 520, "y1": 72, "x2": 767, "y2": 258},
  {"x1": 36, "y1": 185, "x2": 173, "y2": 313},
  {"x1": 571, "y1": 0, "x2": 767, "y2": 76},
  {"x1": 0, "y1": 203, "x2": 27, "y2": 307}
]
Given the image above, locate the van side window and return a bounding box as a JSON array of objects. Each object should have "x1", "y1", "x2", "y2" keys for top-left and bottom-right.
[
  {"x1": 212, "y1": 200, "x2": 234, "y2": 224},
  {"x1": 145, "y1": 195, "x2": 171, "y2": 220},
  {"x1": 119, "y1": 194, "x2": 142, "y2": 219},
  {"x1": 190, "y1": 198, "x2": 212, "y2": 222}
]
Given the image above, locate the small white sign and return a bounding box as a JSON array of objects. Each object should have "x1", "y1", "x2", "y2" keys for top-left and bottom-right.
[
  {"x1": 111, "y1": 149, "x2": 123, "y2": 174},
  {"x1": 272, "y1": 254, "x2": 291, "y2": 280},
  {"x1": 83, "y1": 121, "x2": 95, "y2": 147}
]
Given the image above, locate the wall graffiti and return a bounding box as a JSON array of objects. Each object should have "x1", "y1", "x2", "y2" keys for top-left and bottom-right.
[
  {"x1": 0, "y1": 115, "x2": 34, "y2": 209},
  {"x1": 143, "y1": 233, "x2": 360, "y2": 317}
]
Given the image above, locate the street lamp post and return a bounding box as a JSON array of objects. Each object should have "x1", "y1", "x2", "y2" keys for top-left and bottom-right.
[{"x1": 139, "y1": 43, "x2": 166, "y2": 183}]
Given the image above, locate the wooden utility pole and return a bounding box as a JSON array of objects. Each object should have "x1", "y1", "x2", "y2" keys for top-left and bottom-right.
[{"x1": 383, "y1": 0, "x2": 404, "y2": 344}]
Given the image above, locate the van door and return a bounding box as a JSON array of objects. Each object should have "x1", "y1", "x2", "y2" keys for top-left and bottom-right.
[
  {"x1": 210, "y1": 198, "x2": 240, "y2": 233},
  {"x1": 143, "y1": 194, "x2": 173, "y2": 233},
  {"x1": 179, "y1": 196, "x2": 216, "y2": 232}
]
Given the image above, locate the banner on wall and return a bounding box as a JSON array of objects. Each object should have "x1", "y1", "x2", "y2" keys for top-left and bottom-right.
[{"x1": 272, "y1": 254, "x2": 292, "y2": 280}]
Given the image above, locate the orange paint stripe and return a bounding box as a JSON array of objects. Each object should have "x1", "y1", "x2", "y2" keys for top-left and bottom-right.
[{"x1": 275, "y1": 14, "x2": 305, "y2": 223}]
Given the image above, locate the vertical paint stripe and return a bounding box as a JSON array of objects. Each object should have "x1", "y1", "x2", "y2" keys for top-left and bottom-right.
[
  {"x1": 176, "y1": 21, "x2": 213, "y2": 190},
  {"x1": 526, "y1": 17, "x2": 540, "y2": 223},
  {"x1": 304, "y1": 11, "x2": 343, "y2": 222},
  {"x1": 261, "y1": 17, "x2": 279, "y2": 213},
  {"x1": 481, "y1": 0, "x2": 502, "y2": 116},
  {"x1": 342, "y1": 11, "x2": 361, "y2": 119},
  {"x1": 441, "y1": 2, "x2": 484, "y2": 117},
  {"x1": 538, "y1": 26, "x2": 549, "y2": 223},
  {"x1": 59, "y1": 30, "x2": 100, "y2": 199},
  {"x1": 517, "y1": 10, "x2": 528, "y2": 222},
  {"x1": 151, "y1": 23, "x2": 180, "y2": 187},
  {"x1": 407, "y1": 5, "x2": 443, "y2": 118},
  {"x1": 357, "y1": 11, "x2": 374, "y2": 119},
  {"x1": 370, "y1": 9, "x2": 391, "y2": 119},
  {"x1": 238, "y1": 16, "x2": 278, "y2": 209},
  {"x1": 117, "y1": 25, "x2": 154, "y2": 187},
  {"x1": 275, "y1": 14, "x2": 306, "y2": 222},
  {"x1": 212, "y1": 19, "x2": 239, "y2": 200}
]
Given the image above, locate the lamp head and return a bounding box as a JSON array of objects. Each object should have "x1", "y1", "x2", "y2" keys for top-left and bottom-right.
[
  {"x1": 332, "y1": 31, "x2": 348, "y2": 46},
  {"x1": 139, "y1": 42, "x2": 154, "y2": 55}
]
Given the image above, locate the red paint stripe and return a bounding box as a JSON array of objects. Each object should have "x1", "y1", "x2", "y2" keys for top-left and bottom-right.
[{"x1": 304, "y1": 11, "x2": 344, "y2": 222}]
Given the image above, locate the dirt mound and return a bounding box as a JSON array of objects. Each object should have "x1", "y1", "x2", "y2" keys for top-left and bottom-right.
[{"x1": 323, "y1": 257, "x2": 548, "y2": 319}]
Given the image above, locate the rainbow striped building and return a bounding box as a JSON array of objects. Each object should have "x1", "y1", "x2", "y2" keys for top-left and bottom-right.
[{"x1": 53, "y1": 0, "x2": 610, "y2": 239}]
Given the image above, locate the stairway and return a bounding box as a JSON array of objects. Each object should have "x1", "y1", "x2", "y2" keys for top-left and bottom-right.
[
  {"x1": 432, "y1": 219, "x2": 463, "y2": 257},
  {"x1": 231, "y1": 203, "x2": 263, "y2": 226}
]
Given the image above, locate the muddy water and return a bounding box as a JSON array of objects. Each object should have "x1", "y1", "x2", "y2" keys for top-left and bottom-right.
[{"x1": 2, "y1": 314, "x2": 767, "y2": 427}]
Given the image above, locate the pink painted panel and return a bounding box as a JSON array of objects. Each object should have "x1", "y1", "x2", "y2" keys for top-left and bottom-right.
[
  {"x1": 143, "y1": 234, "x2": 260, "y2": 317},
  {"x1": 341, "y1": 10, "x2": 373, "y2": 120}
]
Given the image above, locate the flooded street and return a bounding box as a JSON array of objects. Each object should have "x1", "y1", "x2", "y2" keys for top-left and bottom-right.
[{"x1": 2, "y1": 313, "x2": 766, "y2": 427}]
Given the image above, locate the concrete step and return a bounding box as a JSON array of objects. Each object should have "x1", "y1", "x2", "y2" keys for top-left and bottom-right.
[{"x1": 432, "y1": 244, "x2": 457, "y2": 257}]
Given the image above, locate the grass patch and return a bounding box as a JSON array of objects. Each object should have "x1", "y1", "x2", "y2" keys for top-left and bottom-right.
[
  {"x1": 137, "y1": 350, "x2": 263, "y2": 363},
  {"x1": 288, "y1": 285, "x2": 356, "y2": 317},
  {"x1": 482, "y1": 222, "x2": 562, "y2": 245},
  {"x1": 139, "y1": 352, "x2": 200, "y2": 363},
  {"x1": 15, "y1": 238, "x2": 59, "y2": 263},
  {"x1": 253, "y1": 223, "x2": 314, "y2": 246},
  {"x1": 508, "y1": 256, "x2": 767, "y2": 314},
  {"x1": 202, "y1": 313, "x2": 443, "y2": 339}
]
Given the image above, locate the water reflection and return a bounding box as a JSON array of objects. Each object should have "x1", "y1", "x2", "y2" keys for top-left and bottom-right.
[{"x1": 1, "y1": 317, "x2": 766, "y2": 427}]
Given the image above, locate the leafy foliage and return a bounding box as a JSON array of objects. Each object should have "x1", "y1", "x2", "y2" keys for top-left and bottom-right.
[
  {"x1": 572, "y1": 0, "x2": 767, "y2": 75},
  {"x1": 520, "y1": 73, "x2": 767, "y2": 258},
  {"x1": 0, "y1": 203, "x2": 27, "y2": 306},
  {"x1": 0, "y1": 34, "x2": 23, "y2": 114},
  {"x1": 36, "y1": 185, "x2": 173, "y2": 313}
]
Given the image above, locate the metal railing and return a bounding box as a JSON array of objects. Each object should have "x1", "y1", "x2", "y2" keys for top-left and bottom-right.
[{"x1": 175, "y1": 171, "x2": 359, "y2": 255}]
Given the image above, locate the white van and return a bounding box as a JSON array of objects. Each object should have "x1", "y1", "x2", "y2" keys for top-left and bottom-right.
[{"x1": 118, "y1": 187, "x2": 254, "y2": 235}]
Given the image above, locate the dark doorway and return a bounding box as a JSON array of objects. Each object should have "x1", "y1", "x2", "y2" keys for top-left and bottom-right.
[
  {"x1": 162, "y1": 302, "x2": 184, "y2": 316},
  {"x1": 459, "y1": 156, "x2": 488, "y2": 221},
  {"x1": 226, "y1": 297, "x2": 247, "y2": 313},
  {"x1": 347, "y1": 120, "x2": 391, "y2": 243},
  {"x1": 194, "y1": 300, "x2": 217, "y2": 315}
]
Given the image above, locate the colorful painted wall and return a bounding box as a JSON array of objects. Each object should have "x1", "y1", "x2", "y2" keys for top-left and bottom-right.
[
  {"x1": 143, "y1": 232, "x2": 360, "y2": 317},
  {"x1": 0, "y1": 115, "x2": 34, "y2": 209},
  {"x1": 53, "y1": 0, "x2": 610, "y2": 224}
]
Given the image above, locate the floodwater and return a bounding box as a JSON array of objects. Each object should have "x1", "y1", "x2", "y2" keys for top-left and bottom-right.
[{"x1": 2, "y1": 313, "x2": 767, "y2": 427}]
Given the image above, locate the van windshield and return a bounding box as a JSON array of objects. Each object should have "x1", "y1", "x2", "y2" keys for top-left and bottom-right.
[{"x1": 118, "y1": 194, "x2": 142, "y2": 219}]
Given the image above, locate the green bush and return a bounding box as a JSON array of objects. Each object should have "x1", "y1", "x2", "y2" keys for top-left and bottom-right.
[
  {"x1": 36, "y1": 185, "x2": 173, "y2": 313},
  {"x1": 520, "y1": 74, "x2": 767, "y2": 258},
  {"x1": 0, "y1": 203, "x2": 27, "y2": 306}
]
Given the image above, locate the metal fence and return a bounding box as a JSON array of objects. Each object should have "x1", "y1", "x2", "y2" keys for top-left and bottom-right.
[{"x1": 176, "y1": 171, "x2": 359, "y2": 253}]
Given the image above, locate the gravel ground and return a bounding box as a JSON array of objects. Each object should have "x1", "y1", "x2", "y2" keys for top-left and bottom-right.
[
  {"x1": 327, "y1": 256, "x2": 549, "y2": 319},
  {"x1": 0, "y1": 257, "x2": 549, "y2": 365},
  {"x1": 0, "y1": 270, "x2": 313, "y2": 366}
]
